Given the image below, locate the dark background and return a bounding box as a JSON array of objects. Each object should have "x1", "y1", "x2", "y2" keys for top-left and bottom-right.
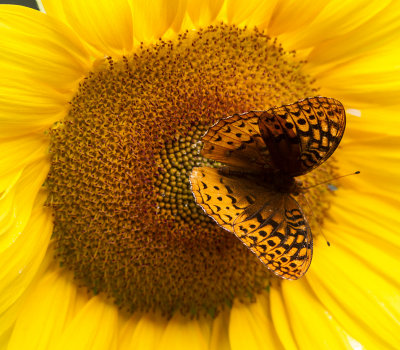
[{"x1": 0, "y1": 0, "x2": 39, "y2": 10}]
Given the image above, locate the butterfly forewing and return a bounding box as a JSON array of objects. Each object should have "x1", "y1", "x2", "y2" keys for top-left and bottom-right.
[
  {"x1": 189, "y1": 167, "x2": 312, "y2": 279},
  {"x1": 258, "y1": 97, "x2": 346, "y2": 176},
  {"x1": 201, "y1": 112, "x2": 273, "y2": 172}
]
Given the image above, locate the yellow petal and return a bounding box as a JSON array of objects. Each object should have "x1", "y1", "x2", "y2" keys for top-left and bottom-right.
[
  {"x1": 130, "y1": 0, "x2": 187, "y2": 43},
  {"x1": 276, "y1": 0, "x2": 391, "y2": 51},
  {"x1": 0, "y1": 314, "x2": 13, "y2": 346},
  {"x1": 315, "y1": 43, "x2": 400, "y2": 85},
  {"x1": 0, "y1": 169, "x2": 22, "y2": 201},
  {"x1": 210, "y1": 309, "x2": 231, "y2": 350},
  {"x1": 230, "y1": 293, "x2": 283, "y2": 350},
  {"x1": 53, "y1": 296, "x2": 118, "y2": 350},
  {"x1": 0, "y1": 5, "x2": 90, "y2": 91},
  {"x1": 0, "y1": 189, "x2": 52, "y2": 336},
  {"x1": 281, "y1": 278, "x2": 354, "y2": 349},
  {"x1": 158, "y1": 313, "x2": 208, "y2": 350},
  {"x1": 329, "y1": 190, "x2": 400, "y2": 250},
  {"x1": 6, "y1": 255, "x2": 111, "y2": 349},
  {"x1": 226, "y1": 0, "x2": 277, "y2": 29},
  {"x1": 117, "y1": 313, "x2": 143, "y2": 349},
  {"x1": 7, "y1": 269, "x2": 74, "y2": 350},
  {"x1": 307, "y1": 238, "x2": 400, "y2": 348},
  {"x1": 39, "y1": 0, "x2": 68, "y2": 23},
  {"x1": 267, "y1": 0, "x2": 328, "y2": 36},
  {"x1": 0, "y1": 159, "x2": 50, "y2": 254},
  {"x1": 128, "y1": 313, "x2": 168, "y2": 349},
  {"x1": 0, "y1": 78, "x2": 67, "y2": 135},
  {"x1": 187, "y1": 0, "x2": 225, "y2": 27},
  {"x1": 325, "y1": 89, "x2": 400, "y2": 110},
  {"x1": 340, "y1": 106, "x2": 400, "y2": 136},
  {"x1": 0, "y1": 136, "x2": 48, "y2": 178},
  {"x1": 337, "y1": 133, "x2": 400, "y2": 199},
  {"x1": 0, "y1": 289, "x2": 22, "y2": 337},
  {"x1": 269, "y1": 281, "x2": 298, "y2": 350},
  {"x1": 307, "y1": 1, "x2": 400, "y2": 67},
  {"x1": 328, "y1": 223, "x2": 400, "y2": 289},
  {"x1": 43, "y1": 0, "x2": 134, "y2": 56},
  {"x1": 314, "y1": 46, "x2": 400, "y2": 107}
]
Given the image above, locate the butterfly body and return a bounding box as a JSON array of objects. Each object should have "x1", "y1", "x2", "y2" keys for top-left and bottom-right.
[
  {"x1": 266, "y1": 171, "x2": 299, "y2": 195},
  {"x1": 190, "y1": 97, "x2": 346, "y2": 280},
  {"x1": 218, "y1": 166, "x2": 300, "y2": 194}
]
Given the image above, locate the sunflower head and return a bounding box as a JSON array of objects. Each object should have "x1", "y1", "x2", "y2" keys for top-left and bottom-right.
[{"x1": 42, "y1": 23, "x2": 339, "y2": 317}]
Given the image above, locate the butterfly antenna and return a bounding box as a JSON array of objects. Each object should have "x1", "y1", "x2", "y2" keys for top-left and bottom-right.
[
  {"x1": 302, "y1": 171, "x2": 360, "y2": 190},
  {"x1": 298, "y1": 193, "x2": 331, "y2": 247}
]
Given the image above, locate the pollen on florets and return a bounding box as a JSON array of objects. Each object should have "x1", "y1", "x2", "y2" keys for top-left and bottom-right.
[{"x1": 45, "y1": 23, "x2": 332, "y2": 317}]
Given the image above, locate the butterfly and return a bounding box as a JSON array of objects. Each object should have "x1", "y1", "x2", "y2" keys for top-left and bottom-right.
[{"x1": 189, "y1": 97, "x2": 346, "y2": 280}]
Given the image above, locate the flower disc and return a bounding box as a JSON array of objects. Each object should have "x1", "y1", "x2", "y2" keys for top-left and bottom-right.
[{"x1": 45, "y1": 24, "x2": 335, "y2": 316}]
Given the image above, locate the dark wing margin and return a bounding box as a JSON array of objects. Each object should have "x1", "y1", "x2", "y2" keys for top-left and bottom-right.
[
  {"x1": 200, "y1": 111, "x2": 274, "y2": 172},
  {"x1": 258, "y1": 96, "x2": 346, "y2": 176}
]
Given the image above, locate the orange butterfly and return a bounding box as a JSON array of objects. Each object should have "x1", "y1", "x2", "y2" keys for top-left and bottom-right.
[{"x1": 189, "y1": 97, "x2": 346, "y2": 280}]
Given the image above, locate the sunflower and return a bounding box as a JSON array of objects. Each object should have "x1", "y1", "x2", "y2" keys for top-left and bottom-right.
[{"x1": 1, "y1": 0, "x2": 400, "y2": 348}]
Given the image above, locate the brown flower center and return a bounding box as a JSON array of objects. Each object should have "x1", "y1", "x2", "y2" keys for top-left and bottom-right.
[{"x1": 45, "y1": 24, "x2": 336, "y2": 317}]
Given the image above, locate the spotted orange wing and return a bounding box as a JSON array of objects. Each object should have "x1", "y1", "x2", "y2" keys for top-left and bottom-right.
[
  {"x1": 258, "y1": 96, "x2": 346, "y2": 176},
  {"x1": 189, "y1": 167, "x2": 312, "y2": 280},
  {"x1": 233, "y1": 191, "x2": 312, "y2": 280},
  {"x1": 201, "y1": 112, "x2": 273, "y2": 172}
]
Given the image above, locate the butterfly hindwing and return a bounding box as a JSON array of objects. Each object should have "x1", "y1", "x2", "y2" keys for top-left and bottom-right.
[
  {"x1": 201, "y1": 112, "x2": 273, "y2": 172},
  {"x1": 258, "y1": 96, "x2": 346, "y2": 176},
  {"x1": 189, "y1": 167, "x2": 312, "y2": 280},
  {"x1": 233, "y1": 193, "x2": 312, "y2": 279}
]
